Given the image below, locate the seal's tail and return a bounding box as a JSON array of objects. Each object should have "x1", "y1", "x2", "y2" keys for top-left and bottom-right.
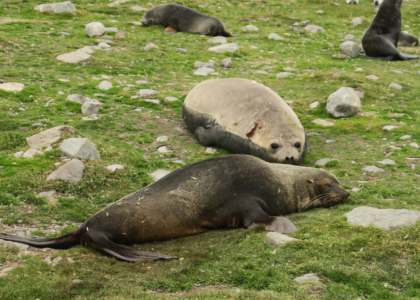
[{"x1": 0, "y1": 227, "x2": 176, "y2": 262}]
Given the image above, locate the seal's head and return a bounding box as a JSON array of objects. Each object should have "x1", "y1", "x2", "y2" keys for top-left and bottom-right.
[
  {"x1": 141, "y1": 7, "x2": 161, "y2": 26},
  {"x1": 298, "y1": 171, "x2": 350, "y2": 211}
]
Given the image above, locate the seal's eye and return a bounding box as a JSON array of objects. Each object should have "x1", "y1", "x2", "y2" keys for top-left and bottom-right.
[
  {"x1": 325, "y1": 183, "x2": 332, "y2": 188},
  {"x1": 294, "y1": 142, "x2": 301, "y2": 148},
  {"x1": 271, "y1": 143, "x2": 279, "y2": 149}
]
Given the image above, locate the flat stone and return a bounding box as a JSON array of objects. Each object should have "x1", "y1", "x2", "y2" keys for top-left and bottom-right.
[
  {"x1": 312, "y1": 119, "x2": 335, "y2": 126},
  {"x1": 268, "y1": 33, "x2": 283, "y2": 40},
  {"x1": 38, "y1": 189, "x2": 58, "y2": 201},
  {"x1": 0, "y1": 82, "x2": 25, "y2": 92},
  {"x1": 377, "y1": 159, "x2": 396, "y2": 165},
  {"x1": 351, "y1": 17, "x2": 362, "y2": 26},
  {"x1": 46, "y1": 159, "x2": 85, "y2": 183},
  {"x1": 131, "y1": 6, "x2": 147, "y2": 11},
  {"x1": 135, "y1": 80, "x2": 150, "y2": 85},
  {"x1": 254, "y1": 70, "x2": 268, "y2": 74},
  {"x1": 35, "y1": 1, "x2": 76, "y2": 13},
  {"x1": 106, "y1": 164, "x2": 124, "y2": 171},
  {"x1": 56, "y1": 51, "x2": 93, "y2": 63},
  {"x1": 108, "y1": 0, "x2": 130, "y2": 7},
  {"x1": 194, "y1": 67, "x2": 216, "y2": 76},
  {"x1": 304, "y1": 25, "x2": 326, "y2": 34},
  {"x1": 98, "y1": 42, "x2": 111, "y2": 49},
  {"x1": 276, "y1": 72, "x2": 294, "y2": 78},
  {"x1": 142, "y1": 99, "x2": 160, "y2": 104},
  {"x1": 149, "y1": 169, "x2": 171, "y2": 181},
  {"x1": 389, "y1": 83, "x2": 402, "y2": 90},
  {"x1": 176, "y1": 48, "x2": 187, "y2": 54},
  {"x1": 208, "y1": 36, "x2": 228, "y2": 44},
  {"x1": 26, "y1": 125, "x2": 76, "y2": 149},
  {"x1": 353, "y1": 88, "x2": 364, "y2": 98},
  {"x1": 327, "y1": 87, "x2": 361, "y2": 118},
  {"x1": 144, "y1": 43, "x2": 158, "y2": 51},
  {"x1": 81, "y1": 114, "x2": 100, "y2": 121},
  {"x1": 300, "y1": 20, "x2": 310, "y2": 26},
  {"x1": 156, "y1": 136, "x2": 168, "y2": 142},
  {"x1": 157, "y1": 146, "x2": 169, "y2": 153},
  {"x1": 23, "y1": 149, "x2": 44, "y2": 158},
  {"x1": 221, "y1": 57, "x2": 232, "y2": 68},
  {"x1": 244, "y1": 25, "x2": 259, "y2": 31},
  {"x1": 344, "y1": 206, "x2": 420, "y2": 230},
  {"x1": 81, "y1": 101, "x2": 100, "y2": 115},
  {"x1": 294, "y1": 273, "x2": 320, "y2": 282},
  {"x1": 14, "y1": 151, "x2": 24, "y2": 158},
  {"x1": 164, "y1": 96, "x2": 178, "y2": 101},
  {"x1": 137, "y1": 89, "x2": 159, "y2": 97},
  {"x1": 383, "y1": 125, "x2": 399, "y2": 131},
  {"x1": 400, "y1": 135, "x2": 411, "y2": 140},
  {"x1": 97, "y1": 81, "x2": 113, "y2": 91},
  {"x1": 0, "y1": 240, "x2": 30, "y2": 251},
  {"x1": 390, "y1": 70, "x2": 404, "y2": 74},
  {"x1": 355, "y1": 67, "x2": 363, "y2": 72},
  {"x1": 332, "y1": 54, "x2": 350, "y2": 59},
  {"x1": 326, "y1": 140, "x2": 336, "y2": 144},
  {"x1": 366, "y1": 75, "x2": 380, "y2": 80},
  {"x1": 60, "y1": 138, "x2": 101, "y2": 160},
  {"x1": 208, "y1": 43, "x2": 239, "y2": 53},
  {"x1": 410, "y1": 143, "x2": 419, "y2": 148},
  {"x1": 264, "y1": 232, "x2": 300, "y2": 247},
  {"x1": 351, "y1": 187, "x2": 361, "y2": 192},
  {"x1": 314, "y1": 158, "x2": 337, "y2": 166},
  {"x1": 85, "y1": 22, "x2": 106, "y2": 37},
  {"x1": 96, "y1": 39, "x2": 115, "y2": 44},
  {"x1": 316, "y1": 10, "x2": 323, "y2": 13},
  {"x1": 257, "y1": 18, "x2": 269, "y2": 21},
  {"x1": 194, "y1": 61, "x2": 215, "y2": 69},
  {"x1": 309, "y1": 101, "x2": 319, "y2": 109},
  {"x1": 104, "y1": 27, "x2": 118, "y2": 33},
  {"x1": 362, "y1": 165, "x2": 385, "y2": 173}
]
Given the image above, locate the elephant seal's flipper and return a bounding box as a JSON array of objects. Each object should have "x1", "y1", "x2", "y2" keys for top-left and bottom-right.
[{"x1": 400, "y1": 53, "x2": 420, "y2": 60}]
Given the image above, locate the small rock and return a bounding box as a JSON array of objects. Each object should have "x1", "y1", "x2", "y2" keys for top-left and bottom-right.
[
  {"x1": 377, "y1": 159, "x2": 396, "y2": 165},
  {"x1": 81, "y1": 114, "x2": 100, "y2": 121},
  {"x1": 268, "y1": 33, "x2": 283, "y2": 40},
  {"x1": 57, "y1": 51, "x2": 93, "y2": 63},
  {"x1": 391, "y1": 70, "x2": 404, "y2": 74},
  {"x1": 353, "y1": 88, "x2": 364, "y2": 98},
  {"x1": 144, "y1": 43, "x2": 158, "y2": 51},
  {"x1": 115, "y1": 31, "x2": 126, "y2": 39},
  {"x1": 309, "y1": 101, "x2": 319, "y2": 109},
  {"x1": 176, "y1": 48, "x2": 187, "y2": 54},
  {"x1": 22, "y1": 149, "x2": 44, "y2": 158},
  {"x1": 221, "y1": 57, "x2": 232, "y2": 68},
  {"x1": 254, "y1": 70, "x2": 268, "y2": 75},
  {"x1": 135, "y1": 80, "x2": 150, "y2": 85},
  {"x1": 351, "y1": 17, "x2": 362, "y2": 26},
  {"x1": 362, "y1": 165, "x2": 385, "y2": 173},
  {"x1": 157, "y1": 146, "x2": 169, "y2": 153},
  {"x1": 205, "y1": 147, "x2": 218, "y2": 154},
  {"x1": 0, "y1": 82, "x2": 25, "y2": 92},
  {"x1": 194, "y1": 61, "x2": 215, "y2": 69},
  {"x1": 194, "y1": 67, "x2": 216, "y2": 76},
  {"x1": 130, "y1": 6, "x2": 147, "y2": 11},
  {"x1": 85, "y1": 22, "x2": 106, "y2": 37},
  {"x1": 366, "y1": 75, "x2": 380, "y2": 80},
  {"x1": 300, "y1": 20, "x2": 310, "y2": 26},
  {"x1": 304, "y1": 25, "x2": 326, "y2": 34},
  {"x1": 276, "y1": 72, "x2": 294, "y2": 78},
  {"x1": 400, "y1": 135, "x2": 411, "y2": 140},
  {"x1": 26, "y1": 125, "x2": 76, "y2": 149},
  {"x1": 164, "y1": 97, "x2": 178, "y2": 101},
  {"x1": 149, "y1": 169, "x2": 171, "y2": 181},
  {"x1": 351, "y1": 187, "x2": 361, "y2": 192},
  {"x1": 72, "y1": 279, "x2": 83, "y2": 283},
  {"x1": 327, "y1": 87, "x2": 361, "y2": 118},
  {"x1": 81, "y1": 101, "x2": 100, "y2": 115},
  {"x1": 295, "y1": 273, "x2": 320, "y2": 282},
  {"x1": 326, "y1": 140, "x2": 336, "y2": 144},
  {"x1": 312, "y1": 119, "x2": 335, "y2": 126},
  {"x1": 137, "y1": 89, "x2": 159, "y2": 97},
  {"x1": 293, "y1": 27, "x2": 304, "y2": 33},
  {"x1": 143, "y1": 99, "x2": 160, "y2": 104},
  {"x1": 106, "y1": 164, "x2": 124, "y2": 172},
  {"x1": 316, "y1": 10, "x2": 323, "y2": 13},
  {"x1": 97, "y1": 81, "x2": 113, "y2": 91},
  {"x1": 355, "y1": 67, "x2": 363, "y2": 72},
  {"x1": 208, "y1": 43, "x2": 239, "y2": 53},
  {"x1": 98, "y1": 42, "x2": 111, "y2": 49},
  {"x1": 283, "y1": 67, "x2": 296, "y2": 72},
  {"x1": 410, "y1": 143, "x2": 419, "y2": 148},
  {"x1": 344, "y1": 34, "x2": 356, "y2": 42},
  {"x1": 332, "y1": 54, "x2": 350, "y2": 59},
  {"x1": 104, "y1": 27, "x2": 118, "y2": 33},
  {"x1": 14, "y1": 151, "x2": 24, "y2": 158},
  {"x1": 264, "y1": 232, "x2": 300, "y2": 247},
  {"x1": 60, "y1": 138, "x2": 101, "y2": 160},
  {"x1": 38, "y1": 190, "x2": 58, "y2": 201},
  {"x1": 383, "y1": 125, "x2": 399, "y2": 131},
  {"x1": 339, "y1": 41, "x2": 361, "y2": 58},
  {"x1": 46, "y1": 159, "x2": 85, "y2": 183},
  {"x1": 156, "y1": 136, "x2": 169, "y2": 142},
  {"x1": 244, "y1": 25, "x2": 259, "y2": 31},
  {"x1": 314, "y1": 158, "x2": 337, "y2": 166},
  {"x1": 35, "y1": 1, "x2": 76, "y2": 13},
  {"x1": 389, "y1": 83, "x2": 402, "y2": 90},
  {"x1": 208, "y1": 36, "x2": 228, "y2": 44},
  {"x1": 257, "y1": 18, "x2": 269, "y2": 22}
]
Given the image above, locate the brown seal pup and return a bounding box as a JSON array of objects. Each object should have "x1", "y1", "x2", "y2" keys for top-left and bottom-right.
[
  {"x1": 141, "y1": 4, "x2": 232, "y2": 36},
  {"x1": 398, "y1": 31, "x2": 419, "y2": 46},
  {"x1": 182, "y1": 78, "x2": 307, "y2": 165},
  {"x1": 0, "y1": 155, "x2": 349, "y2": 262},
  {"x1": 362, "y1": 0, "x2": 420, "y2": 60}
]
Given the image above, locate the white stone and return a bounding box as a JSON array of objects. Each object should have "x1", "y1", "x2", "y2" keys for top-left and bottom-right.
[
  {"x1": 60, "y1": 138, "x2": 101, "y2": 160},
  {"x1": 149, "y1": 169, "x2": 171, "y2": 181},
  {"x1": 366, "y1": 75, "x2": 380, "y2": 80},
  {"x1": 377, "y1": 159, "x2": 396, "y2": 165},
  {"x1": 383, "y1": 125, "x2": 399, "y2": 131},
  {"x1": 97, "y1": 81, "x2": 113, "y2": 91},
  {"x1": 104, "y1": 27, "x2": 118, "y2": 33},
  {"x1": 144, "y1": 43, "x2": 158, "y2": 51},
  {"x1": 309, "y1": 101, "x2": 319, "y2": 109},
  {"x1": 157, "y1": 146, "x2": 169, "y2": 153},
  {"x1": 327, "y1": 87, "x2": 361, "y2": 118},
  {"x1": 98, "y1": 42, "x2": 111, "y2": 49},
  {"x1": 244, "y1": 25, "x2": 259, "y2": 31},
  {"x1": 410, "y1": 143, "x2": 419, "y2": 148},
  {"x1": 26, "y1": 125, "x2": 76, "y2": 149},
  {"x1": 66, "y1": 94, "x2": 101, "y2": 105},
  {"x1": 156, "y1": 136, "x2": 168, "y2": 142},
  {"x1": 208, "y1": 43, "x2": 239, "y2": 53},
  {"x1": 0, "y1": 82, "x2": 25, "y2": 92},
  {"x1": 108, "y1": 0, "x2": 131, "y2": 7},
  {"x1": 355, "y1": 67, "x2": 363, "y2": 72},
  {"x1": 81, "y1": 101, "x2": 100, "y2": 115},
  {"x1": 344, "y1": 206, "x2": 420, "y2": 230},
  {"x1": 316, "y1": 10, "x2": 323, "y2": 13},
  {"x1": 194, "y1": 61, "x2": 215, "y2": 69},
  {"x1": 268, "y1": 33, "x2": 283, "y2": 40},
  {"x1": 294, "y1": 274, "x2": 320, "y2": 282},
  {"x1": 400, "y1": 135, "x2": 411, "y2": 140},
  {"x1": 35, "y1": 1, "x2": 76, "y2": 13},
  {"x1": 176, "y1": 48, "x2": 187, "y2": 54},
  {"x1": 264, "y1": 232, "x2": 300, "y2": 247},
  {"x1": 351, "y1": 17, "x2": 362, "y2": 26},
  {"x1": 23, "y1": 149, "x2": 44, "y2": 158},
  {"x1": 136, "y1": 80, "x2": 150, "y2": 85},
  {"x1": 194, "y1": 67, "x2": 216, "y2": 76},
  {"x1": 164, "y1": 97, "x2": 178, "y2": 101},
  {"x1": 137, "y1": 89, "x2": 159, "y2": 97},
  {"x1": 14, "y1": 151, "x2": 24, "y2": 158},
  {"x1": 205, "y1": 147, "x2": 218, "y2": 154},
  {"x1": 339, "y1": 41, "x2": 361, "y2": 58},
  {"x1": 131, "y1": 6, "x2": 147, "y2": 11},
  {"x1": 362, "y1": 165, "x2": 385, "y2": 173},
  {"x1": 221, "y1": 57, "x2": 232, "y2": 68},
  {"x1": 254, "y1": 70, "x2": 268, "y2": 74},
  {"x1": 389, "y1": 83, "x2": 402, "y2": 90},
  {"x1": 304, "y1": 25, "x2": 326, "y2": 34},
  {"x1": 143, "y1": 99, "x2": 160, "y2": 104},
  {"x1": 106, "y1": 164, "x2": 124, "y2": 171},
  {"x1": 283, "y1": 67, "x2": 296, "y2": 71},
  {"x1": 56, "y1": 51, "x2": 93, "y2": 63},
  {"x1": 276, "y1": 72, "x2": 294, "y2": 78},
  {"x1": 208, "y1": 36, "x2": 228, "y2": 44},
  {"x1": 314, "y1": 158, "x2": 337, "y2": 166},
  {"x1": 312, "y1": 119, "x2": 335, "y2": 126},
  {"x1": 46, "y1": 159, "x2": 85, "y2": 183}
]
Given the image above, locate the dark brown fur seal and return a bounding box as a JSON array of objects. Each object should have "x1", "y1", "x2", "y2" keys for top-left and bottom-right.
[
  {"x1": 0, "y1": 155, "x2": 349, "y2": 262},
  {"x1": 141, "y1": 4, "x2": 232, "y2": 36},
  {"x1": 398, "y1": 31, "x2": 419, "y2": 46},
  {"x1": 183, "y1": 78, "x2": 307, "y2": 165},
  {"x1": 362, "y1": 0, "x2": 420, "y2": 60}
]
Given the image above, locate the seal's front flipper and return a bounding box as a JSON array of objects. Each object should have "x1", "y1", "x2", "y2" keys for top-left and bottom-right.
[
  {"x1": 400, "y1": 53, "x2": 420, "y2": 60},
  {"x1": 194, "y1": 127, "x2": 215, "y2": 146},
  {"x1": 85, "y1": 231, "x2": 176, "y2": 262},
  {"x1": 265, "y1": 217, "x2": 297, "y2": 233}
]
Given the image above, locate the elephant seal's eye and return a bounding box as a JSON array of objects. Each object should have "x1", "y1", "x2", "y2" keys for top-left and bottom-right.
[
  {"x1": 325, "y1": 183, "x2": 332, "y2": 188},
  {"x1": 271, "y1": 143, "x2": 279, "y2": 149},
  {"x1": 294, "y1": 142, "x2": 301, "y2": 148}
]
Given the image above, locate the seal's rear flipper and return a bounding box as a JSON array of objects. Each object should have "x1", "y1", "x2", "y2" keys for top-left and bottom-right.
[
  {"x1": 85, "y1": 231, "x2": 176, "y2": 262},
  {"x1": 400, "y1": 53, "x2": 420, "y2": 60},
  {"x1": 361, "y1": 55, "x2": 395, "y2": 61}
]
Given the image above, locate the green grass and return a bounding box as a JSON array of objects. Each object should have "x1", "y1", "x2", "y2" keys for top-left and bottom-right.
[{"x1": 1, "y1": 0, "x2": 420, "y2": 299}]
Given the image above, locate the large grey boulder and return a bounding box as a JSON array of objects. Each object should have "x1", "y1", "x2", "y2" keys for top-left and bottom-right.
[
  {"x1": 81, "y1": 101, "x2": 100, "y2": 115},
  {"x1": 26, "y1": 125, "x2": 76, "y2": 149},
  {"x1": 344, "y1": 206, "x2": 420, "y2": 230},
  {"x1": 60, "y1": 138, "x2": 101, "y2": 160},
  {"x1": 264, "y1": 232, "x2": 300, "y2": 247},
  {"x1": 85, "y1": 22, "x2": 106, "y2": 37},
  {"x1": 35, "y1": 1, "x2": 76, "y2": 13},
  {"x1": 46, "y1": 159, "x2": 85, "y2": 183},
  {"x1": 208, "y1": 43, "x2": 239, "y2": 53},
  {"x1": 339, "y1": 41, "x2": 361, "y2": 58},
  {"x1": 327, "y1": 87, "x2": 361, "y2": 118}
]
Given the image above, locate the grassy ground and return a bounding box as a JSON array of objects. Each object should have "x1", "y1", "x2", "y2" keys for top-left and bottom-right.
[{"x1": 1, "y1": 0, "x2": 420, "y2": 299}]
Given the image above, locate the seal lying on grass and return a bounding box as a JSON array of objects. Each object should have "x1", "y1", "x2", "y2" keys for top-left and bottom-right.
[
  {"x1": 183, "y1": 78, "x2": 307, "y2": 165},
  {"x1": 0, "y1": 155, "x2": 349, "y2": 262},
  {"x1": 141, "y1": 4, "x2": 232, "y2": 36}
]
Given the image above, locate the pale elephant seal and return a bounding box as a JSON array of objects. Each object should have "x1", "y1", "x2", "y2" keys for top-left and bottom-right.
[
  {"x1": 182, "y1": 78, "x2": 307, "y2": 165},
  {"x1": 398, "y1": 31, "x2": 419, "y2": 46},
  {"x1": 141, "y1": 4, "x2": 232, "y2": 36},
  {"x1": 362, "y1": 0, "x2": 420, "y2": 60},
  {"x1": 0, "y1": 155, "x2": 349, "y2": 262}
]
